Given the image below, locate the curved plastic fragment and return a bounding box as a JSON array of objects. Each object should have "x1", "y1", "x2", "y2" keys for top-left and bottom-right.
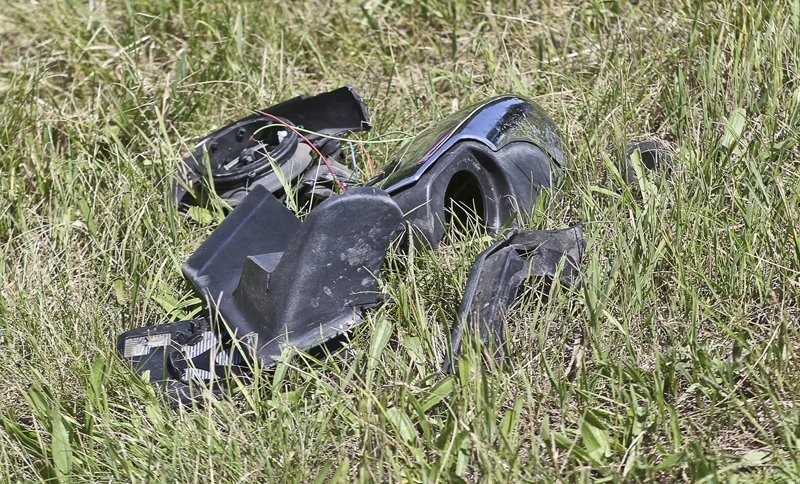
[
  {"x1": 446, "y1": 225, "x2": 585, "y2": 372},
  {"x1": 369, "y1": 95, "x2": 568, "y2": 247},
  {"x1": 624, "y1": 139, "x2": 673, "y2": 185}
]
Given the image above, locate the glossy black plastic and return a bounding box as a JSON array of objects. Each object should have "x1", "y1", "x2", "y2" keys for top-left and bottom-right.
[
  {"x1": 369, "y1": 95, "x2": 567, "y2": 246},
  {"x1": 371, "y1": 96, "x2": 566, "y2": 192},
  {"x1": 118, "y1": 91, "x2": 576, "y2": 405}
]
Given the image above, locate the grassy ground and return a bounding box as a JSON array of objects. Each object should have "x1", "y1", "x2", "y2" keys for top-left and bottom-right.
[{"x1": 1, "y1": 0, "x2": 799, "y2": 481}]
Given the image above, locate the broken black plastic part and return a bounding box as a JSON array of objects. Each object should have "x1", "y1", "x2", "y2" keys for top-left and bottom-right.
[
  {"x1": 371, "y1": 96, "x2": 567, "y2": 192},
  {"x1": 119, "y1": 91, "x2": 577, "y2": 404},
  {"x1": 174, "y1": 85, "x2": 370, "y2": 209},
  {"x1": 368, "y1": 95, "x2": 568, "y2": 247},
  {"x1": 624, "y1": 139, "x2": 672, "y2": 185},
  {"x1": 119, "y1": 188, "x2": 403, "y2": 403},
  {"x1": 116, "y1": 317, "x2": 252, "y2": 404},
  {"x1": 184, "y1": 184, "x2": 404, "y2": 365},
  {"x1": 446, "y1": 225, "x2": 585, "y2": 372},
  {"x1": 118, "y1": 184, "x2": 404, "y2": 404}
]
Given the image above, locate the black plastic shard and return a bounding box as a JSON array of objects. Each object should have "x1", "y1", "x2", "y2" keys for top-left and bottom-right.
[
  {"x1": 446, "y1": 225, "x2": 585, "y2": 371},
  {"x1": 174, "y1": 85, "x2": 370, "y2": 209},
  {"x1": 116, "y1": 318, "x2": 246, "y2": 403},
  {"x1": 117, "y1": 90, "x2": 581, "y2": 404},
  {"x1": 185, "y1": 184, "x2": 403, "y2": 364},
  {"x1": 118, "y1": 185, "x2": 404, "y2": 404}
]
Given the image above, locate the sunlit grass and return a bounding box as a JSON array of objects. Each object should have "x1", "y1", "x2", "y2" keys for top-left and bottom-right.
[{"x1": 0, "y1": 0, "x2": 798, "y2": 481}]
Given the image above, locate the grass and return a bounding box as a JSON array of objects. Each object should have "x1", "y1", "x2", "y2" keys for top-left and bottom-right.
[{"x1": 1, "y1": 0, "x2": 798, "y2": 481}]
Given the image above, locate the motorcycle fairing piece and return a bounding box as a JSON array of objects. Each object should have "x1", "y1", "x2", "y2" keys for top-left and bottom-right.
[
  {"x1": 118, "y1": 90, "x2": 580, "y2": 404},
  {"x1": 369, "y1": 95, "x2": 568, "y2": 246},
  {"x1": 173, "y1": 85, "x2": 370, "y2": 210},
  {"x1": 445, "y1": 225, "x2": 585, "y2": 372},
  {"x1": 184, "y1": 184, "x2": 403, "y2": 363},
  {"x1": 119, "y1": 185, "x2": 404, "y2": 404}
]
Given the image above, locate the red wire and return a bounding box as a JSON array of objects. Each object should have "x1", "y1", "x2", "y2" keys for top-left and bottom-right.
[{"x1": 257, "y1": 110, "x2": 345, "y2": 192}]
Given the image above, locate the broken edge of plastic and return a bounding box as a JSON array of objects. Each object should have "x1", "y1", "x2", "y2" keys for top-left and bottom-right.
[
  {"x1": 173, "y1": 85, "x2": 371, "y2": 211},
  {"x1": 445, "y1": 224, "x2": 585, "y2": 373},
  {"x1": 118, "y1": 185, "x2": 404, "y2": 406},
  {"x1": 117, "y1": 88, "x2": 584, "y2": 406}
]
